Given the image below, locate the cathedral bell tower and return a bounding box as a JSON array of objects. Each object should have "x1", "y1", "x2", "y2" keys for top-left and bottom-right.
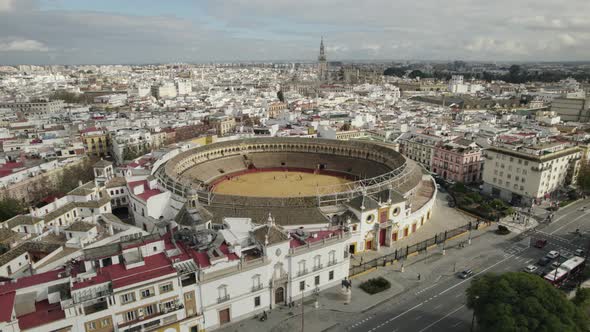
[{"x1": 318, "y1": 37, "x2": 328, "y2": 82}]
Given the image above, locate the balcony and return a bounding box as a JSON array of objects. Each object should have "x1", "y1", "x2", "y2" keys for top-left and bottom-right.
[
  {"x1": 118, "y1": 304, "x2": 183, "y2": 330},
  {"x1": 83, "y1": 300, "x2": 108, "y2": 315},
  {"x1": 327, "y1": 260, "x2": 338, "y2": 267},
  {"x1": 313, "y1": 264, "x2": 324, "y2": 272},
  {"x1": 297, "y1": 268, "x2": 309, "y2": 277},
  {"x1": 217, "y1": 294, "x2": 231, "y2": 304},
  {"x1": 251, "y1": 284, "x2": 264, "y2": 292}
]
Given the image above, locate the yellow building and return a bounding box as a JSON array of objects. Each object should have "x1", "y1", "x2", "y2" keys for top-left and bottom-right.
[
  {"x1": 190, "y1": 135, "x2": 217, "y2": 146},
  {"x1": 81, "y1": 127, "x2": 111, "y2": 158}
]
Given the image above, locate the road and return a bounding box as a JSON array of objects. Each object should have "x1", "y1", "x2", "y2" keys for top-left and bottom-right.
[{"x1": 343, "y1": 198, "x2": 590, "y2": 332}]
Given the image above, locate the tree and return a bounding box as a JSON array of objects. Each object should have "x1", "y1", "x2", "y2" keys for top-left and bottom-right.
[
  {"x1": 56, "y1": 158, "x2": 96, "y2": 194},
  {"x1": 573, "y1": 288, "x2": 590, "y2": 308},
  {"x1": 277, "y1": 90, "x2": 285, "y2": 103},
  {"x1": 578, "y1": 161, "x2": 590, "y2": 193},
  {"x1": 467, "y1": 272, "x2": 589, "y2": 332},
  {"x1": 408, "y1": 70, "x2": 427, "y2": 79},
  {"x1": 0, "y1": 195, "x2": 26, "y2": 222}
]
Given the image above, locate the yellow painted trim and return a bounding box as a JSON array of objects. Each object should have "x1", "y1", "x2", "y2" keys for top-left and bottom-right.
[
  {"x1": 446, "y1": 231, "x2": 468, "y2": 242},
  {"x1": 350, "y1": 242, "x2": 357, "y2": 254},
  {"x1": 349, "y1": 267, "x2": 377, "y2": 279},
  {"x1": 407, "y1": 251, "x2": 419, "y2": 258},
  {"x1": 426, "y1": 244, "x2": 437, "y2": 251}
]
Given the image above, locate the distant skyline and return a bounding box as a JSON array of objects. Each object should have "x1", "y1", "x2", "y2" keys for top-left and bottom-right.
[{"x1": 1, "y1": 0, "x2": 589, "y2": 65}]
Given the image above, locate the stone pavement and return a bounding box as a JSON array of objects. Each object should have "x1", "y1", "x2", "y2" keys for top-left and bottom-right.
[{"x1": 215, "y1": 225, "x2": 499, "y2": 332}]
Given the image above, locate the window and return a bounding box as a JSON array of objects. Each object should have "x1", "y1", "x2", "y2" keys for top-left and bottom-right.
[
  {"x1": 159, "y1": 282, "x2": 173, "y2": 293},
  {"x1": 298, "y1": 260, "x2": 306, "y2": 275},
  {"x1": 314, "y1": 255, "x2": 321, "y2": 270},
  {"x1": 254, "y1": 296, "x2": 261, "y2": 307},
  {"x1": 315, "y1": 275, "x2": 320, "y2": 286},
  {"x1": 329, "y1": 271, "x2": 334, "y2": 281},
  {"x1": 88, "y1": 322, "x2": 96, "y2": 330},
  {"x1": 218, "y1": 285, "x2": 228, "y2": 299},
  {"x1": 144, "y1": 304, "x2": 156, "y2": 316},
  {"x1": 162, "y1": 300, "x2": 175, "y2": 310},
  {"x1": 120, "y1": 292, "x2": 136, "y2": 304},
  {"x1": 141, "y1": 288, "x2": 154, "y2": 298},
  {"x1": 125, "y1": 310, "x2": 137, "y2": 322},
  {"x1": 299, "y1": 281, "x2": 305, "y2": 291},
  {"x1": 328, "y1": 250, "x2": 336, "y2": 265},
  {"x1": 252, "y1": 275, "x2": 261, "y2": 290}
]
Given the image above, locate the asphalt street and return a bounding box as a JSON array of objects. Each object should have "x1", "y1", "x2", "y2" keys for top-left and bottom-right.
[{"x1": 344, "y1": 198, "x2": 590, "y2": 332}]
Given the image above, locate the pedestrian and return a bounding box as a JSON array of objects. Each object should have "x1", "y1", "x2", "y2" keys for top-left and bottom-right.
[{"x1": 417, "y1": 273, "x2": 421, "y2": 280}]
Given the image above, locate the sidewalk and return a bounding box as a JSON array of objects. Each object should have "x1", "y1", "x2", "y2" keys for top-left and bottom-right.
[{"x1": 216, "y1": 226, "x2": 500, "y2": 332}]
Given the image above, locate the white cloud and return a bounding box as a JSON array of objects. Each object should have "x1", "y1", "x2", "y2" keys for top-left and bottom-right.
[
  {"x1": 0, "y1": 38, "x2": 49, "y2": 52},
  {"x1": 558, "y1": 33, "x2": 577, "y2": 47},
  {"x1": 465, "y1": 37, "x2": 528, "y2": 56}
]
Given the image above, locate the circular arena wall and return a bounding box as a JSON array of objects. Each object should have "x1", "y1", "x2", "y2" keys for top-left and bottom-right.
[{"x1": 155, "y1": 137, "x2": 423, "y2": 207}]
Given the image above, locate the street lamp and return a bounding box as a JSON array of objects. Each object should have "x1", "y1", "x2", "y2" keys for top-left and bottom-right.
[
  {"x1": 471, "y1": 295, "x2": 479, "y2": 332},
  {"x1": 301, "y1": 282, "x2": 310, "y2": 332}
]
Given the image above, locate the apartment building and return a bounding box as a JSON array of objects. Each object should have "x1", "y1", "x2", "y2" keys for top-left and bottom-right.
[
  {"x1": 432, "y1": 139, "x2": 482, "y2": 183},
  {"x1": 111, "y1": 128, "x2": 152, "y2": 164},
  {"x1": 0, "y1": 215, "x2": 350, "y2": 332},
  {"x1": 0, "y1": 100, "x2": 64, "y2": 115},
  {"x1": 551, "y1": 97, "x2": 590, "y2": 123},
  {"x1": 209, "y1": 116, "x2": 236, "y2": 136},
  {"x1": 482, "y1": 143, "x2": 582, "y2": 204},
  {"x1": 399, "y1": 133, "x2": 443, "y2": 171},
  {"x1": 81, "y1": 127, "x2": 111, "y2": 158}
]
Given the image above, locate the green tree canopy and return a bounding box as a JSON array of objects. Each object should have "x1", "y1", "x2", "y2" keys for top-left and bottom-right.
[
  {"x1": 578, "y1": 161, "x2": 590, "y2": 193},
  {"x1": 0, "y1": 196, "x2": 26, "y2": 222},
  {"x1": 467, "y1": 272, "x2": 589, "y2": 332}
]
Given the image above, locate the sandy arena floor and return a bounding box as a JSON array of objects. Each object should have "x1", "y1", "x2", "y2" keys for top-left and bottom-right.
[{"x1": 212, "y1": 171, "x2": 352, "y2": 197}]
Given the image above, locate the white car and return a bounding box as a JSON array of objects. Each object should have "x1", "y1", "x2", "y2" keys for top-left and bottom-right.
[
  {"x1": 524, "y1": 265, "x2": 538, "y2": 273},
  {"x1": 551, "y1": 261, "x2": 561, "y2": 269},
  {"x1": 575, "y1": 249, "x2": 585, "y2": 257},
  {"x1": 546, "y1": 251, "x2": 560, "y2": 259}
]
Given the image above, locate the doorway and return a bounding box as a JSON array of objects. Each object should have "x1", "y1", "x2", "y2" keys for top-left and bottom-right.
[
  {"x1": 275, "y1": 287, "x2": 285, "y2": 304},
  {"x1": 379, "y1": 229, "x2": 386, "y2": 246},
  {"x1": 219, "y1": 308, "x2": 230, "y2": 325}
]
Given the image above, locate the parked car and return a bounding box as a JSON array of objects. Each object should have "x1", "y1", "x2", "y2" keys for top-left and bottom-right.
[
  {"x1": 524, "y1": 265, "x2": 538, "y2": 273},
  {"x1": 561, "y1": 251, "x2": 573, "y2": 259},
  {"x1": 534, "y1": 239, "x2": 548, "y2": 249},
  {"x1": 459, "y1": 269, "x2": 473, "y2": 279},
  {"x1": 551, "y1": 261, "x2": 561, "y2": 269},
  {"x1": 537, "y1": 257, "x2": 551, "y2": 266},
  {"x1": 546, "y1": 251, "x2": 560, "y2": 259},
  {"x1": 575, "y1": 249, "x2": 585, "y2": 257}
]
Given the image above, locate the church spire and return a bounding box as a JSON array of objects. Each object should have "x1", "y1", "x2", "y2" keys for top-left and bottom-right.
[{"x1": 318, "y1": 37, "x2": 326, "y2": 61}]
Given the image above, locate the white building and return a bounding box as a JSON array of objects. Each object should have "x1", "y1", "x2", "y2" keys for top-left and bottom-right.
[
  {"x1": 482, "y1": 144, "x2": 582, "y2": 204},
  {"x1": 151, "y1": 83, "x2": 178, "y2": 99}
]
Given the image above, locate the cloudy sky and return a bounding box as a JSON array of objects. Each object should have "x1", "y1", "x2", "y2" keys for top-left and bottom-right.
[{"x1": 0, "y1": 0, "x2": 589, "y2": 64}]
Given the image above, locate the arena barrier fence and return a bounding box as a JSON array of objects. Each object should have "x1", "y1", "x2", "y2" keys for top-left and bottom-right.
[{"x1": 348, "y1": 220, "x2": 486, "y2": 277}]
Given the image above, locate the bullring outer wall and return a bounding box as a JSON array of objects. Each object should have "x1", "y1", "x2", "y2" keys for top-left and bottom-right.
[{"x1": 155, "y1": 138, "x2": 423, "y2": 207}]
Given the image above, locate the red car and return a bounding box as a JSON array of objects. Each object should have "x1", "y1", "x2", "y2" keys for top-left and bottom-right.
[{"x1": 534, "y1": 239, "x2": 548, "y2": 248}]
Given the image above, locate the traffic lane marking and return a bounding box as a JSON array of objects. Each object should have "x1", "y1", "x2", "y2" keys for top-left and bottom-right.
[
  {"x1": 550, "y1": 213, "x2": 589, "y2": 235},
  {"x1": 416, "y1": 305, "x2": 466, "y2": 332}
]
